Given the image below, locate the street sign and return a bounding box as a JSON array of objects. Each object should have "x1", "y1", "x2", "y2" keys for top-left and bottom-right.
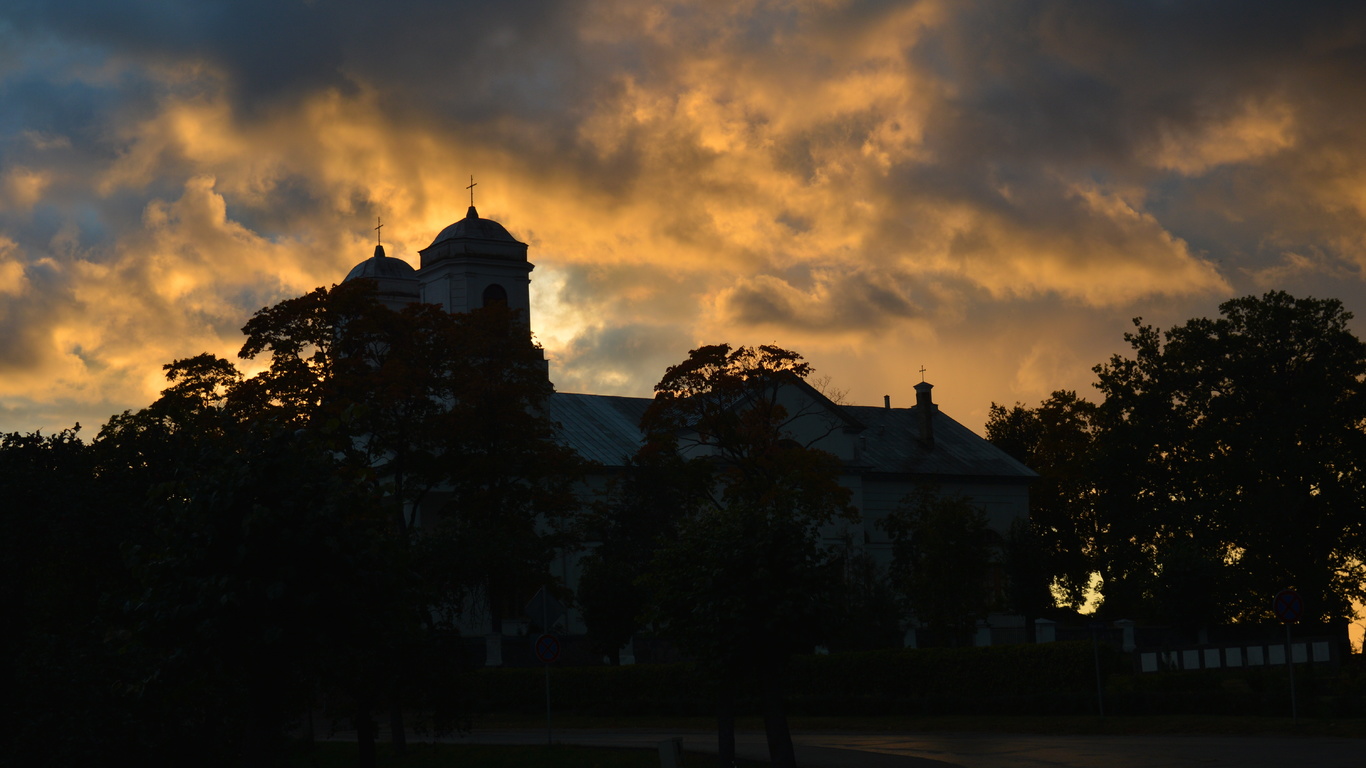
[
  {"x1": 533, "y1": 633, "x2": 561, "y2": 664},
  {"x1": 1273, "y1": 588, "x2": 1303, "y2": 624},
  {"x1": 524, "y1": 586, "x2": 565, "y2": 629},
  {"x1": 1273, "y1": 588, "x2": 1304, "y2": 723}
]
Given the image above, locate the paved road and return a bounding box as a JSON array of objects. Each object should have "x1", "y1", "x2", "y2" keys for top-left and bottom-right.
[
  {"x1": 452, "y1": 728, "x2": 1366, "y2": 768},
  {"x1": 796, "y1": 731, "x2": 1364, "y2": 768}
]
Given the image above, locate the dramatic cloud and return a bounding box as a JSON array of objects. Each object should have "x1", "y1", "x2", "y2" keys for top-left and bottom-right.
[{"x1": 4, "y1": 0, "x2": 1366, "y2": 435}]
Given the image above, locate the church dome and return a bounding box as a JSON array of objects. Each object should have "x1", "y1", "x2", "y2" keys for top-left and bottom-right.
[
  {"x1": 430, "y1": 206, "x2": 520, "y2": 246},
  {"x1": 420, "y1": 205, "x2": 529, "y2": 265},
  {"x1": 345, "y1": 244, "x2": 418, "y2": 282}
]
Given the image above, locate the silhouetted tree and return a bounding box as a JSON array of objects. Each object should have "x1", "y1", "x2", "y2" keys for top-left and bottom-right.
[
  {"x1": 882, "y1": 486, "x2": 999, "y2": 646},
  {"x1": 820, "y1": 548, "x2": 904, "y2": 652},
  {"x1": 640, "y1": 344, "x2": 856, "y2": 768},
  {"x1": 124, "y1": 420, "x2": 404, "y2": 768},
  {"x1": 2, "y1": 427, "x2": 148, "y2": 766},
  {"x1": 575, "y1": 449, "x2": 699, "y2": 664},
  {"x1": 1002, "y1": 518, "x2": 1055, "y2": 642},
  {"x1": 999, "y1": 292, "x2": 1366, "y2": 629},
  {"x1": 73, "y1": 280, "x2": 581, "y2": 766},
  {"x1": 986, "y1": 390, "x2": 1098, "y2": 609},
  {"x1": 1093, "y1": 291, "x2": 1366, "y2": 624},
  {"x1": 233, "y1": 280, "x2": 581, "y2": 760}
]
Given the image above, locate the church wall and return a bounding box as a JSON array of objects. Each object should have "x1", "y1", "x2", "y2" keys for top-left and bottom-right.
[
  {"x1": 344, "y1": 208, "x2": 1036, "y2": 659},
  {"x1": 945, "y1": 482, "x2": 1029, "y2": 534},
  {"x1": 420, "y1": 274, "x2": 451, "y2": 313},
  {"x1": 448, "y1": 271, "x2": 468, "y2": 313}
]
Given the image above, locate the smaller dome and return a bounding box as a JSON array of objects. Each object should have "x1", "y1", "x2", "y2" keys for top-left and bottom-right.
[
  {"x1": 429, "y1": 206, "x2": 520, "y2": 247},
  {"x1": 345, "y1": 244, "x2": 418, "y2": 282}
]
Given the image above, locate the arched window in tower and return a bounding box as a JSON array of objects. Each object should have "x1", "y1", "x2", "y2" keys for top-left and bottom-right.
[{"x1": 482, "y1": 283, "x2": 508, "y2": 308}]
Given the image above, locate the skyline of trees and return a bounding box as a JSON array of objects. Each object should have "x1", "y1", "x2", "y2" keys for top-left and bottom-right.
[
  {"x1": 989, "y1": 290, "x2": 1366, "y2": 629},
  {"x1": 5, "y1": 280, "x2": 579, "y2": 767},
  {"x1": 8, "y1": 283, "x2": 1366, "y2": 765},
  {"x1": 636, "y1": 343, "x2": 859, "y2": 768}
]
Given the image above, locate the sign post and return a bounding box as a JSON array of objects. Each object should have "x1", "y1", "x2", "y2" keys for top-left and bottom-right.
[
  {"x1": 525, "y1": 587, "x2": 565, "y2": 746},
  {"x1": 1273, "y1": 588, "x2": 1303, "y2": 723},
  {"x1": 1088, "y1": 621, "x2": 1107, "y2": 718}
]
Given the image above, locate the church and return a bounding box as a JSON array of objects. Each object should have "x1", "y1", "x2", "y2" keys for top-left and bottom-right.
[{"x1": 343, "y1": 200, "x2": 1037, "y2": 657}]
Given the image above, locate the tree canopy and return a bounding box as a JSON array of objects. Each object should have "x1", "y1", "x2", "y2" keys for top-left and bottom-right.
[
  {"x1": 637, "y1": 343, "x2": 856, "y2": 768},
  {"x1": 986, "y1": 390, "x2": 1099, "y2": 609},
  {"x1": 10, "y1": 279, "x2": 578, "y2": 767},
  {"x1": 990, "y1": 291, "x2": 1366, "y2": 628},
  {"x1": 881, "y1": 486, "x2": 999, "y2": 646}
]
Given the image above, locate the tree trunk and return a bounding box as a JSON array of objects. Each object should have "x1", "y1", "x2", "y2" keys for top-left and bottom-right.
[
  {"x1": 356, "y1": 697, "x2": 377, "y2": 768},
  {"x1": 239, "y1": 708, "x2": 276, "y2": 768},
  {"x1": 389, "y1": 701, "x2": 407, "y2": 757},
  {"x1": 240, "y1": 673, "x2": 281, "y2": 768},
  {"x1": 761, "y1": 665, "x2": 796, "y2": 768},
  {"x1": 717, "y1": 679, "x2": 736, "y2": 768}
]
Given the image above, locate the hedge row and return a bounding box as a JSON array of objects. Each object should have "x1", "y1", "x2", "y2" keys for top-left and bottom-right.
[
  {"x1": 451, "y1": 642, "x2": 1366, "y2": 718},
  {"x1": 460, "y1": 641, "x2": 1113, "y2": 716},
  {"x1": 788, "y1": 642, "x2": 1107, "y2": 698}
]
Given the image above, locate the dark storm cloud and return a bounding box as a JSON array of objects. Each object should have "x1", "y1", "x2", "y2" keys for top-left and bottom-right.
[
  {"x1": 7, "y1": 0, "x2": 1366, "y2": 435},
  {"x1": 720, "y1": 266, "x2": 925, "y2": 331},
  {"x1": 1, "y1": 0, "x2": 587, "y2": 118},
  {"x1": 919, "y1": 1, "x2": 1366, "y2": 167},
  {"x1": 0, "y1": 256, "x2": 73, "y2": 373}
]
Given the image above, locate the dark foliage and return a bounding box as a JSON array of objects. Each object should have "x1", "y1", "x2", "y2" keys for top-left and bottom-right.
[
  {"x1": 5, "y1": 281, "x2": 579, "y2": 766},
  {"x1": 882, "y1": 486, "x2": 1000, "y2": 646},
  {"x1": 636, "y1": 343, "x2": 858, "y2": 768},
  {"x1": 989, "y1": 291, "x2": 1366, "y2": 629}
]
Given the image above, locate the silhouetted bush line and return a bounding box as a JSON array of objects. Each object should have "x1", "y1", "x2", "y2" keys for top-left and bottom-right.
[
  {"x1": 456, "y1": 643, "x2": 1366, "y2": 719},
  {"x1": 460, "y1": 642, "x2": 1105, "y2": 715}
]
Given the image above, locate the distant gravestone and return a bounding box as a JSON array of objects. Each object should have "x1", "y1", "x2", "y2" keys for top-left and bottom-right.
[
  {"x1": 658, "y1": 737, "x2": 684, "y2": 768},
  {"x1": 1034, "y1": 619, "x2": 1056, "y2": 643}
]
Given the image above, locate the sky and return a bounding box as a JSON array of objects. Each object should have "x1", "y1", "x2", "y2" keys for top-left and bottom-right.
[{"x1": 4, "y1": 0, "x2": 1366, "y2": 438}]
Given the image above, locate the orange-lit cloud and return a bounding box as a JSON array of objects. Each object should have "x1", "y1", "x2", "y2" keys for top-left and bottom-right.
[{"x1": 3, "y1": 0, "x2": 1366, "y2": 437}]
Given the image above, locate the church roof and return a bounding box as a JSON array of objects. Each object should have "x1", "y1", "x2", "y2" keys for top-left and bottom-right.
[
  {"x1": 544, "y1": 393, "x2": 652, "y2": 466},
  {"x1": 420, "y1": 205, "x2": 529, "y2": 264},
  {"x1": 344, "y1": 244, "x2": 418, "y2": 282},
  {"x1": 429, "y1": 206, "x2": 523, "y2": 247},
  {"x1": 546, "y1": 391, "x2": 1035, "y2": 481},
  {"x1": 845, "y1": 404, "x2": 1036, "y2": 480}
]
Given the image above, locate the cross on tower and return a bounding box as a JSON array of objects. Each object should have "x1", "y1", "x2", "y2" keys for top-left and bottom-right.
[
  {"x1": 467, "y1": 175, "x2": 478, "y2": 207},
  {"x1": 375, "y1": 216, "x2": 383, "y2": 245},
  {"x1": 919, "y1": 365, "x2": 927, "y2": 382}
]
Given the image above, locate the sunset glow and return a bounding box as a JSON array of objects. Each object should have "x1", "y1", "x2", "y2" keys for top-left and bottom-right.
[{"x1": 3, "y1": 0, "x2": 1366, "y2": 442}]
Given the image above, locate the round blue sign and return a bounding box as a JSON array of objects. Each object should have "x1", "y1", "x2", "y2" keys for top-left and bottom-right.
[
  {"x1": 534, "y1": 633, "x2": 561, "y2": 664},
  {"x1": 1273, "y1": 589, "x2": 1303, "y2": 624}
]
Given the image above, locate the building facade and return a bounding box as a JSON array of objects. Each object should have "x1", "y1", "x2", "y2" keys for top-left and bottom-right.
[{"x1": 345, "y1": 204, "x2": 1036, "y2": 657}]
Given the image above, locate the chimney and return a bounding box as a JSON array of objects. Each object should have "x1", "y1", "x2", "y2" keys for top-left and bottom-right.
[
  {"x1": 914, "y1": 380, "x2": 935, "y2": 449},
  {"x1": 883, "y1": 395, "x2": 891, "y2": 409}
]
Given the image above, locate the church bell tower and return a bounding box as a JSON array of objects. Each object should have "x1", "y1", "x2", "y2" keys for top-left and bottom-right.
[
  {"x1": 416, "y1": 191, "x2": 533, "y2": 321},
  {"x1": 342, "y1": 182, "x2": 546, "y2": 376},
  {"x1": 414, "y1": 182, "x2": 547, "y2": 376}
]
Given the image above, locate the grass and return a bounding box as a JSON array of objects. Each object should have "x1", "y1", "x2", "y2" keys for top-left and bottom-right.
[
  {"x1": 286, "y1": 742, "x2": 759, "y2": 768},
  {"x1": 279, "y1": 715, "x2": 1366, "y2": 768},
  {"x1": 465, "y1": 712, "x2": 1366, "y2": 738}
]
